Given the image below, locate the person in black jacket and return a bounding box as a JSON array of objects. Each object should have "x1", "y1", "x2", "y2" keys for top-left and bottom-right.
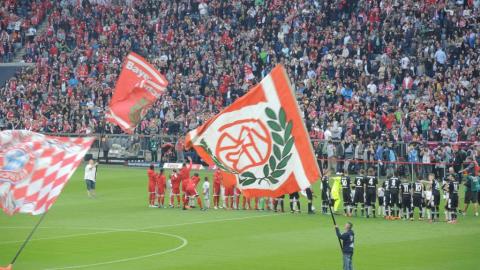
[{"x1": 335, "y1": 222, "x2": 355, "y2": 270}]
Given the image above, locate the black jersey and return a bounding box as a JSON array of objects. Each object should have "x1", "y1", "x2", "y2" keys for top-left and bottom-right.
[
  {"x1": 341, "y1": 176, "x2": 351, "y2": 190},
  {"x1": 413, "y1": 182, "x2": 424, "y2": 196},
  {"x1": 366, "y1": 176, "x2": 377, "y2": 193},
  {"x1": 354, "y1": 176, "x2": 365, "y2": 190},
  {"x1": 321, "y1": 176, "x2": 330, "y2": 193},
  {"x1": 432, "y1": 179, "x2": 441, "y2": 194},
  {"x1": 401, "y1": 183, "x2": 411, "y2": 195},
  {"x1": 448, "y1": 181, "x2": 459, "y2": 196},
  {"x1": 382, "y1": 180, "x2": 390, "y2": 193},
  {"x1": 389, "y1": 177, "x2": 400, "y2": 193}
]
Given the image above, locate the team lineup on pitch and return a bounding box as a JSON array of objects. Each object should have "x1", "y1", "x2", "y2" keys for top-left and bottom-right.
[{"x1": 1, "y1": 166, "x2": 479, "y2": 270}]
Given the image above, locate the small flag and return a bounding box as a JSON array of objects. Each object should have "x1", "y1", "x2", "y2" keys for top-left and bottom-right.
[
  {"x1": 186, "y1": 65, "x2": 320, "y2": 197},
  {"x1": 244, "y1": 64, "x2": 254, "y2": 82},
  {"x1": 106, "y1": 52, "x2": 168, "y2": 133},
  {"x1": 0, "y1": 130, "x2": 94, "y2": 215}
]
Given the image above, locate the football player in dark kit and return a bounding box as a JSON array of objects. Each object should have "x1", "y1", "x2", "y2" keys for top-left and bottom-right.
[
  {"x1": 273, "y1": 195, "x2": 285, "y2": 213},
  {"x1": 445, "y1": 175, "x2": 460, "y2": 224},
  {"x1": 340, "y1": 171, "x2": 353, "y2": 216},
  {"x1": 353, "y1": 169, "x2": 366, "y2": 217},
  {"x1": 429, "y1": 173, "x2": 441, "y2": 221},
  {"x1": 382, "y1": 176, "x2": 392, "y2": 219},
  {"x1": 401, "y1": 179, "x2": 413, "y2": 220},
  {"x1": 321, "y1": 173, "x2": 331, "y2": 214},
  {"x1": 412, "y1": 178, "x2": 425, "y2": 220},
  {"x1": 289, "y1": 191, "x2": 301, "y2": 213},
  {"x1": 365, "y1": 168, "x2": 378, "y2": 218},
  {"x1": 389, "y1": 174, "x2": 401, "y2": 220},
  {"x1": 305, "y1": 186, "x2": 315, "y2": 214}
]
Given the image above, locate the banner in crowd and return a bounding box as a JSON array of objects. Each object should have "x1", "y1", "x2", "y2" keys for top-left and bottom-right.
[
  {"x1": 0, "y1": 130, "x2": 94, "y2": 216},
  {"x1": 185, "y1": 65, "x2": 320, "y2": 197},
  {"x1": 106, "y1": 52, "x2": 168, "y2": 133}
]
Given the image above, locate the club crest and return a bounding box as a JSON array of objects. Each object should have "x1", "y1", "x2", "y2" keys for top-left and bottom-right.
[{"x1": 0, "y1": 145, "x2": 35, "y2": 184}]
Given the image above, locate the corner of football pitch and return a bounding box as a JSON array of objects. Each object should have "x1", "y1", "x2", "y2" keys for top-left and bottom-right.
[{"x1": 1, "y1": 165, "x2": 479, "y2": 270}]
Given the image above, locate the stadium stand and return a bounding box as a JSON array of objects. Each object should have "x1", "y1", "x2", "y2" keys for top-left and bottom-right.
[
  {"x1": 0, "y1": 0, "x2": 51, "y2": 62},
  {"x1": 0, "y1": 0, "x2": 479, "y2": 173}
]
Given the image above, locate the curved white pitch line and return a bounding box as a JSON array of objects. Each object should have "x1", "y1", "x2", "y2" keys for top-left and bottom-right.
[
  {"x1": 0, "y1": 213, "x2": 278, "y2": 245},
  {"x1": 42, "y1": 230, "x2": 188, "y2": 270},
  {"x1": 0, "y1": 230, "x2": 121, "y2": 245}
]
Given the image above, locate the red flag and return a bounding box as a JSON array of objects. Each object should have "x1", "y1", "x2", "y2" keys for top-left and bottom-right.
[
  {"x1": 106, "y1": 52, "x2": 168, "y2": 133},
  {"x1": 186, "y1": 65, "x2": 320, "y2": 198},
  {"x1": 0, "y1": 130, "x2": 94, "y2": 216}
]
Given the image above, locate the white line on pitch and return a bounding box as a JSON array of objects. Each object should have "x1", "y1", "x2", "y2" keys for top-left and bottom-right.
[
  {"x1": 42, "y1": 230, "x2": 188, "y2": 270},
  {"x1": 0, "y1": 213, "x2": 278, "y2": 245}
]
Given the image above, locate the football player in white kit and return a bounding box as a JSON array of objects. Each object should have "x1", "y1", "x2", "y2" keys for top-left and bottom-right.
[{"x1": 202, "y1": 177, "x2": 210, "y2": 209}]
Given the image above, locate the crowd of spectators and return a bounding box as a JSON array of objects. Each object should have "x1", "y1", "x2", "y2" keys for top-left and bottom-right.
[
  {"x1": 0, "y1": 0, "x2": 50, "y2": 62},
  {"x1": 0, "y1": 0, "x2": 479, "y2": 174}
]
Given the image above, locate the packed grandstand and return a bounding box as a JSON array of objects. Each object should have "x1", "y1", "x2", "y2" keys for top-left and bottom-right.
[{"x1": 1, "y1": 0, "x2": 479, "y2": 171}]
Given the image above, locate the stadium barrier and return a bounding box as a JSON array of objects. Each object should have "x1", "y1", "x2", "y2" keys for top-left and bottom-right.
[{"x1": 42, "y1": 133, "x2": 476, "y2": 180}]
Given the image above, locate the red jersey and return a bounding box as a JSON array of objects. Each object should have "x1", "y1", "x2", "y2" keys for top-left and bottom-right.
[
  {"x1": 171, "y1": 173, "x2": 180, "y2": 189},
  {"x1": 156, "y1": 174, "x2": 166, "y2": 193},
  {"x1": 182, "y1": 177, "x2": 192, "y2": 192},
  {"x1": 179, "y1": 160, "x2": 192, "y2": 180},
  {"x1": 191, "y1": 176, "x2": 200, "y2": 188},
  {"x1": 147, "y1": 169, "x2": 156, "y2": 192},
  {"x1": 214, "y1": 170, "x2": 222, "y2": 186},
  {"x1": 147, "y1": 169, "x2": 156, "y2": 183}
]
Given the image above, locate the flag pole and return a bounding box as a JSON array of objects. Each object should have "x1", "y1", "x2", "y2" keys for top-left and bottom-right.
[
  {"x1": 317, "y1": 155, "x2": 343, "y2": 251},
  {"x1": 95, "y1": 118, "x2": 106, "y2": 177},
  {"x1": 326, "y1": 189, "x2": 343, "y2": 251},
  {"x1": 10, "y1": 211, "x2": 48, "y2": 265}
]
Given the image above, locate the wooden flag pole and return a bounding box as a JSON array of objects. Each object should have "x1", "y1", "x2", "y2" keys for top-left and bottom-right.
[{"x1": 10, "y1": 211, "x2": 48, "y2": 265}]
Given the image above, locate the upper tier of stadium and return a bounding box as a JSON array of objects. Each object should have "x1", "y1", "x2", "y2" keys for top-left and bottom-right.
[{"x1": 0, "y1": 0, "x2": 479, "y2": 145}]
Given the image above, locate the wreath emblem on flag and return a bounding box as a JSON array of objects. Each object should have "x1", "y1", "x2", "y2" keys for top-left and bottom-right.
[
  {"x1": 128, "y1": 97, "x2": 150, "y2": 125},
  {"x1": 200, "y1": 107, "x2": 294, "y2": 187}
]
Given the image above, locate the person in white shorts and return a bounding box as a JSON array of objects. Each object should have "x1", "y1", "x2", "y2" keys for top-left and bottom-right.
[{"x1": 202, "y1": 177, "x2": 210, "y2": 209}]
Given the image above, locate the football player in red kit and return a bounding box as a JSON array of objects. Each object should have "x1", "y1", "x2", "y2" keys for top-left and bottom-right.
[
  {"x1": 192, "y1": 173, "x2": 201, "y2": 187},
  {"x1": 156, "y1": 168, "x2": 166, "y2": 208},
  {"x1": 189, "y1": 173, "x2": 202, "y2": 207},
  {"x1": 147, "y1": 164, "x2": 156, "y2": 207},
  {"x1": 170, "y1": 170, "x2": 181, "y2": 207},
  {"x1": 182, "y1": 177, "x2": 204, "y2": 210},
  {"x1": 224, "y1": 184, "x2": 234, "y2": 209},
  {"x1": 179, "y1": 156, "x2": 193, "y2": 182},
  {"x1": 213, "y1": 169, "x2": 222, "y2": 209},
  {"x1": 233, "y1": 186, "x2": 241, "y2": 210}
]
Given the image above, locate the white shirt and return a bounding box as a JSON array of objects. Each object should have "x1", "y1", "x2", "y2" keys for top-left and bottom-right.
[
  {"x1": 199, "y1": 3, "x2": 208, "y2": 15},
  {"x1": 84, "y1": 164, "x2": 96, "y2": 181},
  {"x1": 203, "y1": 181, "x2": 210, "y2": 196}
]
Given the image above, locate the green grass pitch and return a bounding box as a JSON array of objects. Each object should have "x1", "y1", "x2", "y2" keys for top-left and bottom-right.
[{"x1": 1, "y1": 165, "x2": 479, "y2": 270}]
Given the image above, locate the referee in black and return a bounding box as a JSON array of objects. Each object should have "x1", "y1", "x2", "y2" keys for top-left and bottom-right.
[{"x1": 335, "y1": 221, "x2": 355, "y2": 270}]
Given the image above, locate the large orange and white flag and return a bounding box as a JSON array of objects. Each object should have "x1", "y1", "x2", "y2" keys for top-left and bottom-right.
[
  {"x1": 106, "y1": 52, "x2": 168, "y2": 133},
  {"x1": 186, "y1": 65, "x2": 320, "y2": 197}
]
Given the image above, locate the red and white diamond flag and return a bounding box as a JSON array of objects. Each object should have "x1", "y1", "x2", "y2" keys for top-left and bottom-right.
[{"x1": 0, "y1": 130, "x2": 94, "y2": 216}]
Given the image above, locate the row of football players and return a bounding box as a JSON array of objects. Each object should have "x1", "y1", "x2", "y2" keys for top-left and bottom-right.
[
  {"x1": 320, "y1": 168, "x2": 461, "y2": 223},
  {"x1": 147, "y1": 162, "x2": 312, "y2": 212}
]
